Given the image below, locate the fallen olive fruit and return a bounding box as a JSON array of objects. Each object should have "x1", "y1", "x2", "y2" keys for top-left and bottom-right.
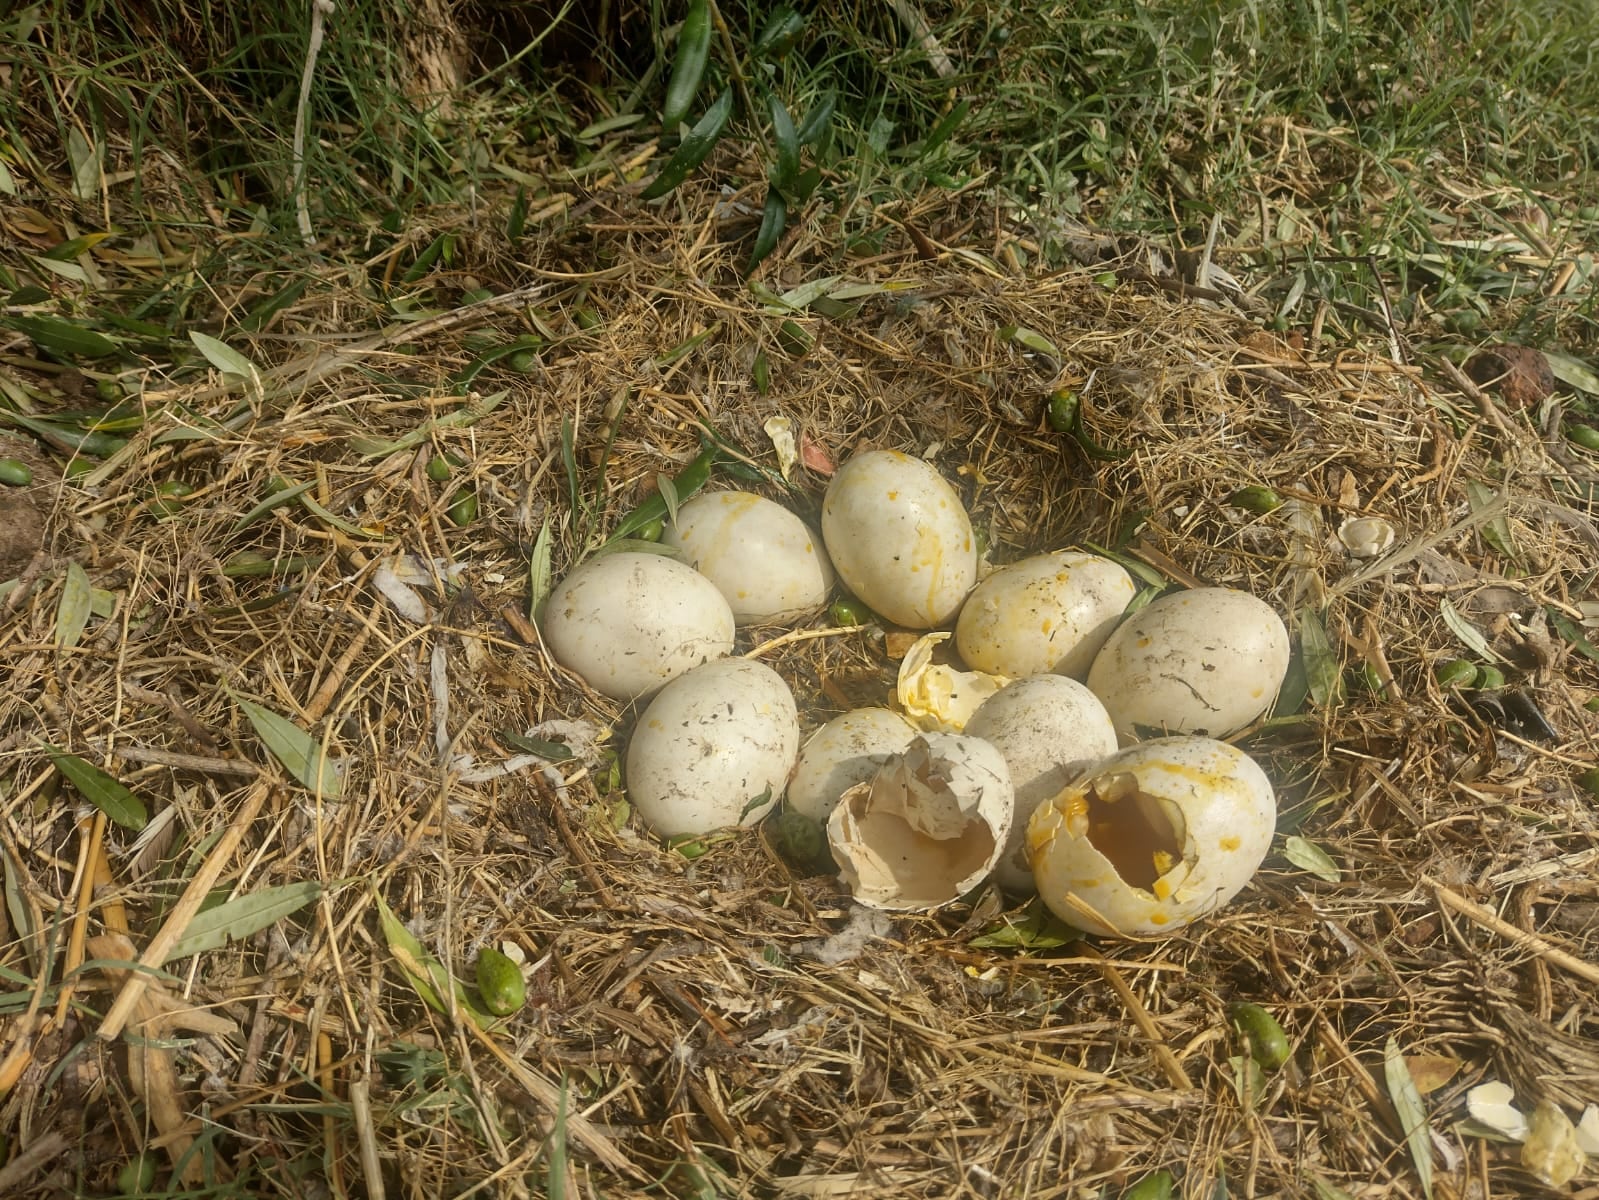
[
  {"x1": 117, "y1": 1151, "x2": 157, "y2": 1195},
  {"x1": 1228, "y1": 485, "x2": 1283, "y2": 515},
  {"x1": 506, "y1": 349, "x2": 539, "y2": 373},
  {"x1": 829, "y1": 598, "x2": 873, "y2": 627},
  {"x1": 1046, "y1": 388, "x2": 1079, "y2": 434},
  {"x1": 1122, "y1": 1169, "x2": 1175, "y2": 1200},
  {"x1": 635, "y1": 515, "x2": 665, "y2": 542},
  {"x1": 1577, "y1": 767, "x2": 1599, "y2": 800},
  {"x1": 0, "y1": 458, "x2": 33, "y2": 486},
  {"x1": 1473, "y1": 664, "x2": 1506, "y2": 691},
  {"x1": 448, "y1": 488, "x2": 478, "y2": 526},
  {"x1": 426, "y1": 454, "x2": 452, "y2": 481},
  {"x1": 1228, "y1": 1001, "x2": 1291, "y2": 1071},
  {"x1": 1566, "y1": 423, "x2": 1599, "y2": 451},
  {"x1": 1434, "y1": 658, "x2": 1478, "y2": 689},
  {"x1": 474, "y1": 947, "x2": 527, "y2": 1016}
]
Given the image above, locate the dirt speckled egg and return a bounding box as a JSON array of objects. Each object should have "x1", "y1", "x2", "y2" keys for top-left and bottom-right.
[
  {"x1": 542, "y1": 552, "x2": 734, "y2": 701},
  {"x1": 964, "y1": 675, "x2": 1119, "y2": 894},
  {"x1": 821, "y1": 451, "x2": 976, "y2": 629},
  {"x1": 1086, "y1": 587, "x2": 1289, "y2": 740},
  {"x1": 787, "y1": 708, "x2": 919, "y2": 822},
  {"x1": 1026, "y1": 736, "x2": 1275, "y2": 936},
  {"x1": 660, "y1": 491, "x2": 834, "y2": 625},
  {"x1": 827, "y1": 732, "x2": 1013, "y2": 911},
  {"x1": 955, "y1": 551, "x2": 1135, "y2": 679},
  {"x1": 626, "y1": 658, "x2": 800, "y2": 837}
]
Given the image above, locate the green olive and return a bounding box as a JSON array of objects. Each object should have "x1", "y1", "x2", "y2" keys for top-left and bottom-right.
[
  {"x1": 1228, "y1": 485, "x2": 1283, "y2": 515},
  {"x1": 1565, "y1": 423, "x2": 1599, "y2": 451},
  {"x1": 506, "y1": 349, "x2": 539, "y2": 373},
  {"x1": 1121, "y1": 1169, "x2": 1175, "y2": 1200},
  {"x1": 1434, "y1": 658, "x2": 1479, "y2": 689},
  {"x1": 64, "y1": 457, "x2": 95, "y2": 479},
  {"x1": 1473, "y1": 664, "x2": 1506, "y2": 691},
  {"x1": 1576, "y1": 767, "x2": 1599, "y2": 800},
  {"x1": 0, "y1": 458, "x2": 34, "y2": 486},
  {"x1": 829, "y1": 598, "x2": 873, "y2": 627},
  {"x1": 95, "y1": 377, "x2": 123, "y2": 404},
  {"x1": 426, "y1": 454, "x2": 453, "y2": 482},
  {"x1": 148, "y1": 479, "x2": 195, "y2": 517},
  {"x1": 1046, "y1": 388, "x2": 1079, "y2": 434},
  {"x1": 116, "y1": 1151, "x2": 157, "y2": 1194},
  {"x1": 474, "y1": 947, "x2": 527, "y2": 1016},
  {"x1": 447, "y1": 488, "x2": 478, "y2": 527},
  {"x1": 1228, "y1": 1001, "x2": 1291, "y2": 1071},
  {"x1": 635, "y1": 516, "x2": 665, "y2": 542},
  {"x1": 768, "y1": 810, "x2": 833, "y2": 875}
]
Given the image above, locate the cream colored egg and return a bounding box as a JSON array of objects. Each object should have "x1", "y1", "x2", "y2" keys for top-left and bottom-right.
[
  {"x1": 1086, "y1": 587, "x2": 1289, "y2": 740},
  {"x1": 827, "y1": 732, "x2": 1013, "y2": 911},
  {"x1": 955, "y1": 551, "x2": 1135, "y2": 679},
  {"x1": 660, "y1": 491, "x2": 834, "y2": 625},
  {"x1": 964, "y1": 675, "x2": 1118, "y2": 894},
  {"x1": 626, "y1": 658, "x2": 800, "y2": 838},
  {"x1": 542, "y1": 552, "x2": 735, "y2": 701},
  {"x1": 821, "y1": 451, "x2": 977, "y2": 629},
  {"x1": 1026, "y1": 736, "x2": 1275, "y2": 936},
  {"x1": 787, "y1": 708, "x2": 920, "y2": 822}
]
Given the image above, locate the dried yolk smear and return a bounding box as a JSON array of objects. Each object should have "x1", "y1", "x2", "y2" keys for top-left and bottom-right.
[{"x1": 1082, "y1": 773, "x2": 1185, "y2": 891}]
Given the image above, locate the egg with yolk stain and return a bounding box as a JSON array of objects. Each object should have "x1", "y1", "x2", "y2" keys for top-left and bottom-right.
[
  {"x1": 1025, "y1": 736, "x2": 1276, "y2": 936},
  {"x1": 821, "y1": 451, "x2": 977, "y2": 629}
]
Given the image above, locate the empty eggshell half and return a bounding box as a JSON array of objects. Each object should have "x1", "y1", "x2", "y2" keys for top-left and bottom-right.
[
  {"x1": 896, "y1": 632, "x2": 1009, "y2": 733},
  {"x1": 626, "y1": 658, "x2": 800, "y2": 838},
  {"x1": 821, "y1": 450, "x2": 977, "y2": 629},
  {"x1": 955, "y1": 550, "x2": 1136, "y2": 679},
  {"x1": 1086, "y1": 586, "x2": 1289, "y2": 741},
  {"x1": 542, "y1": 551, "x2": 735, "y2": 701},
  {"x1": 660, "y1": 490, "x2": 834, "y2": 625},
  {"x1": 1026, "y1": 735, "x2": 1276, "y2": 937},
  {"x1": 787, "y1": 708, "x2": 920, "y2": 823},
  {"x1": 827, "y1": 732, "x2": 1014, "y2": 911},
  {"x1": 963, "y1": 675, "x2": 1119, "y2": 894}
]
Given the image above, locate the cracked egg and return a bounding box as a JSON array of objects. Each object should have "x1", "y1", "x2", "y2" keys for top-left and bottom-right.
[
  {"x1": 1085, "y1": 587, "x2": 1289, "y2": 741},
  {"x1": 1026, "y1": 736, "x2": 1275, "y2": 936},
  {"x1": 827, "y1": 732, "x2": 1013, "y2": 911}
]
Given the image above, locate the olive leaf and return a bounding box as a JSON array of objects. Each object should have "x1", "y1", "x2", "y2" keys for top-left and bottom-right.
[
  {"x1": 1384, "y1": 1038, "x2": 1435, "y2": 1199},
  {"x1": 233, "y1": 695, "x2": 343, "y2": 798},
  {"x1": 56, "y1": 562, "x2": 92, "y2": 649},
  {"x1": 43, "y1": 744, "x2": 149, "y2": 831},
  {"x1": 166, "y1": 881, "x2": 322, "y2": 960},
  {"x1": 1282, "y1": 835, "x2": 1340, "y2": 883}
]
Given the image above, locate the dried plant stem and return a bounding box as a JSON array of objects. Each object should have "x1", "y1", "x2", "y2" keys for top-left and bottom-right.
[
  {"x1": 1078, "y1": 943, "x2": 1195, "y2": 1091},
  {"x1": 97, "y1": 781, "x2": 275, "y2": 1041},
  {"x1": 1430, "y1": 880, "x2": 1599, "y2": 987}
]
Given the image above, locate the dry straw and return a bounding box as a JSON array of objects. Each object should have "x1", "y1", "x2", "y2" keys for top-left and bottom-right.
[{"x1": 1, "y1": 183, "x2": 1596, "y2": 1198}]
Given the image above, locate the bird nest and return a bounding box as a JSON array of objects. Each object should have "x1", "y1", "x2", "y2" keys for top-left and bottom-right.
[{"x1": 1, "y1": 184, "x2": 1597, "y2": 1198}]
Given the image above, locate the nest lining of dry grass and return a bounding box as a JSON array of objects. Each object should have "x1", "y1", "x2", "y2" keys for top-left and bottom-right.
[{"x1": 1, "y1": 183, "x2": 1597, "y2": 1199}]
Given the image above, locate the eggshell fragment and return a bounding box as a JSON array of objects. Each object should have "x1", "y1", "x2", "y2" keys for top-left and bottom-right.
[
  {"x1": 955, "y1": 551, "x2": 1136, "y2": 679},
  {"x1": 660, "y1": 490, "x2": 834, "y2": 625},
  {"x1": 1086, "y1": 587, "x2": 1289, "y2": 740},
  {"x1": 787, "y1": 708, "x2": 920, "y2": 822},
  {"x1": 895, "y1": 632, "x2": 1008, "y2": 733},
  {"x1": 821, "y1": 450, "x2": 976, "y2": 629},
  {"x1": 626, "y1": 658, "x2": 800, "y2": 837},
  {"x1": 827, "y1": 732, "x2": 1013, "y2": 911},
  {"x1": 964, "y1": 675, "x2": 1118, "y2": 893},
  {"x1": 542, "y1": 552, "x2": 734, "y2": 700},
  {"x1": 1026, "y1": 736, "x2": 1275, "y2": 936}
]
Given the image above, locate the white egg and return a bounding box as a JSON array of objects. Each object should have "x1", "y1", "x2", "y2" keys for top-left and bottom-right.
[
  {"x1": 964, "y1": 675, "x2": 1119, "y2": 894},
  {"x1": 787, "y1": 708, "x2": 920, "y2": 822},
  {"x1": 1086, "y1": 587, "x2": 1289, "y2": 740},
  {"x1": 1026, "y1": 736, "x2": 1275, "y2": 936},
  {"x1": 542, "y1": 552, "x2": 734, "y2": 701},
  {"x1": 660, "y1": 491, "x2": 834, "y2": 625},
  {"x1": 626, "y1": 658, "x2": 800, "y2": 837},
  {"x1": 827, "y1": 732, "x2": 1013, "y2": 911},
  {"x1": 821, "y1": 450, "x2": 976, "y2": 629},
  {"x1": 955, "y1": 551, "x2": 1135, "y2": 679}
]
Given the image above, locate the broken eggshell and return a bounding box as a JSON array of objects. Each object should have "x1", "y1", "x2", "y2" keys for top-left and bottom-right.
[
  {"x1": 1026, "y1": 736, "x2": 1275, "y2": 937},
  {"x1": 963, "y1": 675, "x2": 1119, "y2": 894},
  {"x1": 896, "y1": 632, "x2": 1009, "y2": 732},
  {"x1": 827, "y1": 732, "x2": 1014, "y2": 911},
  {"x1": 1337, "y1": 516, "x2": 1396, "y2": 559},
  {"x1": 787, "y1": 707, "x2": 920, "y2": 822}
]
